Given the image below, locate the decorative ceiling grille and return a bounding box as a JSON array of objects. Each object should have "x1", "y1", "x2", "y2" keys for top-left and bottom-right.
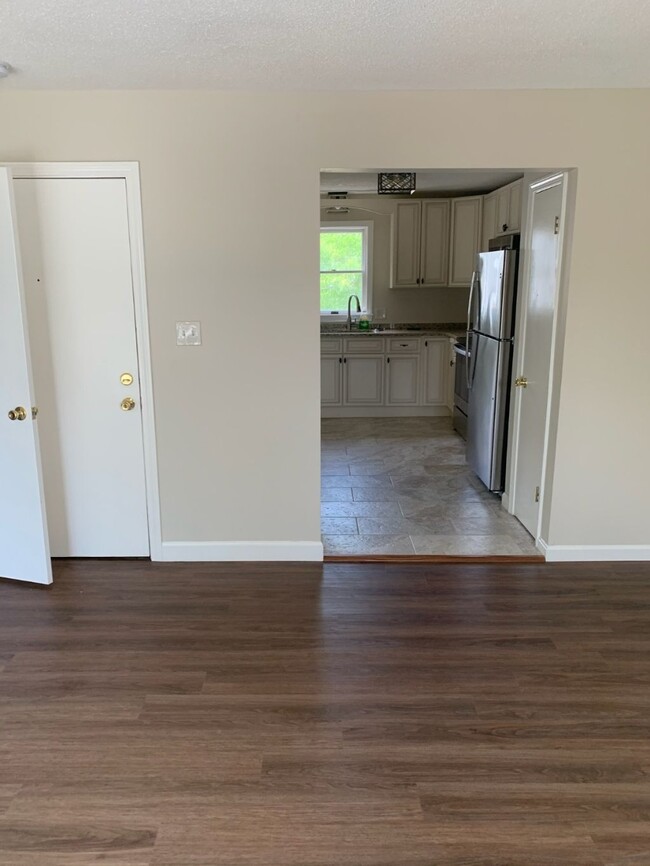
[{"x1": 377, "y1": 172, "x2": 416, "y2": 194}]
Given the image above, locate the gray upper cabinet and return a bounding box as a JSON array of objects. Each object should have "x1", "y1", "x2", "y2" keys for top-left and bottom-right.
[
  {"x1": 481, "y1": 192, "x2": 497, "y2": 251},
  {"x1": 448, "y1": 196, "x2": 482, "y2": 287},
  {"x1": 496, "y1": 186, "x2": 510, "y2": 235},
  {"x1": 481, "y1": 179, "x2": 523, "y2": 250},
  {"x1": 391, "y1": 186, "x2": 522, "y2": 289},
  {"x1": 507, "y1": 180, "x2": 522, "y2": 232},
  {"x1": 392, "y1": 200, "x2": 450, "y2": 288},
  {"x1": 393, "y1": 201, "x2": 422, "y2": 287},
  {"x1": 420, "y1": 200, "x2": 450, "y2": 286}
]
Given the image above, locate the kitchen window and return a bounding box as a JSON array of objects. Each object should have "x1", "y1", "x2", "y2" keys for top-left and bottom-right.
[{"x1": 320, "y1": 223, "x2": 372, "y2": 319}]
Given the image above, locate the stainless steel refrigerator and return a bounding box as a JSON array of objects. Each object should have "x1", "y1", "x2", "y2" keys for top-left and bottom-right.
[{"x1": 466, "y1": 233, "x2": 520, "y2": 492}]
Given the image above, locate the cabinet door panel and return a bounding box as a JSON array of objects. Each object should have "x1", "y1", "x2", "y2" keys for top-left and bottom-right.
[
  {"x1": 343, "y1": 356, "x2": 384, "y2": 405},
  {"x1": 386, "y1": 356, "x2": 420, "y2": 405},
  {"x1": 420, "y1": 200, "x2": 450, "y2": 286},
  {"x1": 422, "y1": 339, "x2": 448, "y2": 405},
  {"x1": 321, "y1": 355, "x2": 342, "y2": 405},
  {"x1": 449, "y1": 196, "x2": 482, "y2": 287},
  {"x1": 392, "y1": 202, "x2": 421, "y2": 287},
  {"x1": 508, "y1": 180, "x2": 522, "y2": 231},
  {"x1": 481, "y1": 192, "x2": 497, "y2": 251},
  {"x1": 496, "y1": 187, "x2": 510, "y2": 234}
]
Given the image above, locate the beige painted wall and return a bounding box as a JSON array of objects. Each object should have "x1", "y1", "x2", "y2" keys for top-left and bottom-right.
[
  {"x1": 1, "y1": 90, "x2": 648, "y2": 553},
  {"x1": 321, "y1": 197, "x2": 469, "y2": 324}
]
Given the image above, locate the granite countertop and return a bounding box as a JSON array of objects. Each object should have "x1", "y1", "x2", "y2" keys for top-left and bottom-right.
[{"x1": 321, "y1": 323, "x2": 467, "y2": 340}]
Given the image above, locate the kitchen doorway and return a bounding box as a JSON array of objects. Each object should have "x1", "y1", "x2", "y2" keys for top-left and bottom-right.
[{"x1": 319, "y1": 168, "x2": 573, "y2": 560}]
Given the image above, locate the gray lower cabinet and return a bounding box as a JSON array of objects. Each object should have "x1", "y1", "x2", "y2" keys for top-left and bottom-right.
[
  {"x1": 320, "y1": 336, "x2": 449, "y2": 413},
  {"x1": 385, "y1": 355, "x2": 420, "y2": 405},
  {"x1": 320, "y1": 355, "x2": 342, "y2": 405},
  {"x1": 343, "y1": 355, "x2": 384, "y2": 405},
  {"x1": 422, "y1": 338, "x2": 448, "y2": 405}
]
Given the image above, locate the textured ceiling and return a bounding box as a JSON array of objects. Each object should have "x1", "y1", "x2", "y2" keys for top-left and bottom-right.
[
  {"x1": 321, "y1": 170, "x2": 523, "y2": 195},
  {"x1": 1, "y1": 0, "x2": 649, "y2": 90}
]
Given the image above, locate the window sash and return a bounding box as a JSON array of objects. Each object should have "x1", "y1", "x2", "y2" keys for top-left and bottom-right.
[{"x1": 319, "y1": 224, "x2": 371, "y2": 316}]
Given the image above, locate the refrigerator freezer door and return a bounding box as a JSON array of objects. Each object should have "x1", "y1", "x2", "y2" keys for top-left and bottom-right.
[
  {"x1": 476, "y1": 250, "x2": 516, "y2": 340},
  {"x1": 467, "y1": 334, "x2": 514, "y2": 492}
]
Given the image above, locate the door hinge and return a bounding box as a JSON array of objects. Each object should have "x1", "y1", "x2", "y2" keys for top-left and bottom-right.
[
  {"x1": 534, "y1": 486, "x2": 540, "y2": 503},
  {"x1": 554, "y1": 216, "x2": 560, "y2": 235}
]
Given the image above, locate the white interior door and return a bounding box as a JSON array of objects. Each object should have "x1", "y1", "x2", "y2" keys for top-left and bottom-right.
[
  {"x1": 0, "y1": 169, "x2": 52, "y2": 584},
  {"x1": 13, "y1": 177, "x2": 150, "y2": 557},
  {"x1": 512, "y1": 176, "x2": 564, "y2": 536}
]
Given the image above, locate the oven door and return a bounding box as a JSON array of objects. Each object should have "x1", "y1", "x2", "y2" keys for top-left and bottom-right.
[{"x1": 453, "y1": 343, "x2": 468, "y2": 439}]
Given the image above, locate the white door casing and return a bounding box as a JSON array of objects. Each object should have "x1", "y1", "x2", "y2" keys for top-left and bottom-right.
[
  {"x1": 13, "y1": 176, "x2": 150, "y2": 557},
  {"x1": 0, "y1": 168, "x2": 52, "y2": 584},
  {"x1": 511, "y1": 174, "x2": 566, "y2": 538}
]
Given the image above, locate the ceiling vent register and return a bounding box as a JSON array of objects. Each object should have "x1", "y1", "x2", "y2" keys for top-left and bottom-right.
[{"x1": 378, "y1": 172, "x2": 416, "y2": 194}]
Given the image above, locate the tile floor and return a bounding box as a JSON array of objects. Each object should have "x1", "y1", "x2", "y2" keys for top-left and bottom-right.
[{"x1": 321, "y1": 416, "x2": 538, "y2": 556}]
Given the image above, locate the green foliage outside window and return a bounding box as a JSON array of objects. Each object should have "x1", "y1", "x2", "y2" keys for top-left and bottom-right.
[{"x1": 320, "y1": 230, "x2": 365, "y2": 311}]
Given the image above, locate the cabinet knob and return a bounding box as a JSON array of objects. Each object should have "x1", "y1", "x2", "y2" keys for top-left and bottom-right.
[{"x1": 387, "y1": 357, "x2": 390, "y2": 364}]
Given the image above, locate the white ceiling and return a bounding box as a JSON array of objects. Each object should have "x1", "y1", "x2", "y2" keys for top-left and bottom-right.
[
  {"x1": 1, "y1": 0, "x2": 649, "y2": 89},
  {"x1": 321, "y1": 170, "x2": 523, "y2": 196}
]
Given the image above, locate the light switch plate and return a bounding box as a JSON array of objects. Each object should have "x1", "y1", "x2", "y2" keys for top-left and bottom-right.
[{"x1": 176, "y1": 321, "x2": 201, "y2": 346}]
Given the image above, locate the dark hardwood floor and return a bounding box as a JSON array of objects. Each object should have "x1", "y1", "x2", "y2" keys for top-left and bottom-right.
[{"x1": 1, "y1": 559, "x2": 650, "y2": 865}]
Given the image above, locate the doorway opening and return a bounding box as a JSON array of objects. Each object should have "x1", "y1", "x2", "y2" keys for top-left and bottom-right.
[{"x1": 319, "y1": 168, "x2": 573, "y2": 560}]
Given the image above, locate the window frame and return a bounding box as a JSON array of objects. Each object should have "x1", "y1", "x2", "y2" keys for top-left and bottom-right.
[{"x1": 320, "y1": 221, "x2": 373, "y2": 322}]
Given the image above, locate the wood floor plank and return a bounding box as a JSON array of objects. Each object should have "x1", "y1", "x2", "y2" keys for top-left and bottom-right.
[{"x1": 1, "y1": 559, "x2": 650, "y2": 863}]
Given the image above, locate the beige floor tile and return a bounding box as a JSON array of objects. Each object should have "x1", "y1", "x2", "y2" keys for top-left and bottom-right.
[
  {"x1": 321, "y1": 464, "x2": 350, "y2": 475},
  {"x1": 321, "y1": 502, "x2": 403, "y2": 518},
  {"x1": 357, "y1": 516, "x2": 456, "y2": 536},
  {"x1": 322, "y1": 534, "x2": 415, "y2": 556},
  {"x1": 321, "y1": 418, "x2": 534, "y2": 558},
  {"x1": 410, "y1": 534, "x2": 527, "y2": 556},
  {"x1": 320, "y1": 517, "x2": 358, "y2": 535},
  {"x1": 351, "y1": 487, "x2": 401, "y2": 502},
  {"x1": 321, "y1": 488, "x2": 353, "y2": 502}
]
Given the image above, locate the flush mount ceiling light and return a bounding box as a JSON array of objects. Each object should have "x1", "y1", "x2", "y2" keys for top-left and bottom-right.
[
  {"x1": 378, "y1": 172, "x2": 416, "y2": 195},
  {"x1": 0, "y1": 62, "x2": 13, "y2": 78}
]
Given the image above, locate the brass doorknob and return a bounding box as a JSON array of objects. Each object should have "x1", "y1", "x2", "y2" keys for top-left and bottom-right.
[
  {"x1": 515, "y1": 376, "x2": 528, "y2": 388},
  {"x1": 120, "y1": 397, "x2": 136, "y2": 412},
  {"x1": 8, "y1": 406, "x2": 27, "y2": 421}
]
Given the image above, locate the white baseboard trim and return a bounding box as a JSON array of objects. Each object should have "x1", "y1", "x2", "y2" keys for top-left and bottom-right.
[
  {"x1": 500, "y1": 493, "x2": 511, "y2": 512},
  {"x1": 539, "y1": 540, "x2": 650, "y2": 562},
  {"x1": 322, "y1": 406, "x2": 450, "y2": 418},
  {"x1": 159, "y1": 541, "x2": 324, "y2": 562}
]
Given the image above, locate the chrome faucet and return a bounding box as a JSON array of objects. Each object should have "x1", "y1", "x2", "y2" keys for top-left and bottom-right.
[{"x1": 347, "y1": 294, "x2": 361, "y2": 331}]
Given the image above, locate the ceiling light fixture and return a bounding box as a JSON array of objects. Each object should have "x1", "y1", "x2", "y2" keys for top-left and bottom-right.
[{"x1": 0, "y1": 62, "x2": 13, "y2": 78}]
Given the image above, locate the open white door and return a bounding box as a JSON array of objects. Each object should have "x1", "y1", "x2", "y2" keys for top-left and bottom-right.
[
  {"x1": 0, "y1": 168, "x2": 52, "y2": 584},
  {"x1": 511, "y1": 174, "x2": 565, "y2": 539}
]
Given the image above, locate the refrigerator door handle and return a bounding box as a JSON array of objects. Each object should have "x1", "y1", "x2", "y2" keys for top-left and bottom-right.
[
  {"x1": 467, "y1": 270, "x2": 477, "y2": 331},
  {"x1": 466, "y1": 270, "x2": 477, "y2": 391}
]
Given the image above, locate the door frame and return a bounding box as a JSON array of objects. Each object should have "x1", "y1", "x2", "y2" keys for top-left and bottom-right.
[
  {"x1": 7, "y1": 162, "x2": 163, "y2": 561},
  {"x1": 505, "y1": 171, "x2": 573, "y2": 550}
]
